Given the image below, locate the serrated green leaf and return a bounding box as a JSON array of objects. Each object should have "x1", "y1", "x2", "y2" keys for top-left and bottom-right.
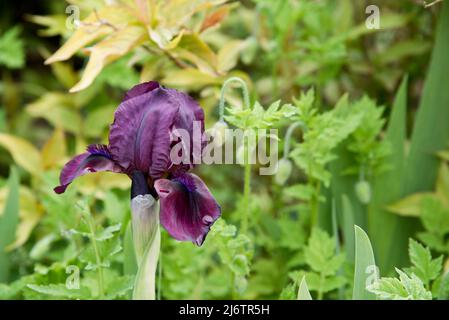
[{"x1": 407, "y1": 239, "x2": 442, "y2": 286}]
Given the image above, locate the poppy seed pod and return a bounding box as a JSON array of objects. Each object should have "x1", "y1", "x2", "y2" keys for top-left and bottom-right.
[
  {"x1": 355, "y1": 180, "x2": 371, "y2": 204},
  {"x1": 275, "y1": 158, "x2": 292, "y2": 185}
]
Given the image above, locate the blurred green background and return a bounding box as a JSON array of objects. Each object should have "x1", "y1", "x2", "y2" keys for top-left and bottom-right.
[{"x1": 0, "y1": 0, "x2": 448, "y2": 300}]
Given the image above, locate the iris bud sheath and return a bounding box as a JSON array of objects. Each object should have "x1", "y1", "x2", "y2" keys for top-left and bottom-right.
[{"x1": 131, "y1": 171, "x2": 160, "y2": 300}]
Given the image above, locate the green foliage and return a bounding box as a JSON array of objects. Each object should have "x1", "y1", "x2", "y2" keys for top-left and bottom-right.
[
  {"x1": 0, "y1": 167, "x2": 19, "y2": 282},
  {"x1": 368, "y1": 239, "x2": 443, "y2": 300},
  {"x1": 368, "y1": 268, "x2": 432, "y2": 300},
  {"x1": 405, "y1": 239, "x2": 443, "y2": 287},
  {"x1": 353, "y1": 226, "x2": 376, "y2": 300},
  {"x1": 225, "y1": 100, "x2": 296, "y2": 129},
  {"x1": 0, "y1": 0, "x2": 448, "y2": 301},
  {"x1": 0, "y1": 26, "x2": 25, "y2": 69},
  {"x1": 284, "y1": 228, "x2": 346, "y2": 300}
]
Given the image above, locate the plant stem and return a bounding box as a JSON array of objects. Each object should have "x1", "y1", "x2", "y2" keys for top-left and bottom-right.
[
  {"x1": 86, "y1": 216, "x2": 105, "y2": 299},
  {"x1": 309, "y1": 179, "x2": 320, "y2": 232},
  {"x1": 317, "y1": 272, "x2": 324, "y2": 300},
  {"x1": 242, "y1": 135, "x2": 252, "y2": 234},
  {"x1": 157, "y1": 252, "x2": 162, "y2": 300}
]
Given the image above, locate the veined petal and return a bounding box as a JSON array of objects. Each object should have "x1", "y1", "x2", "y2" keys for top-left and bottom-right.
[
  {"x1": 123, "y1": 81, "x2": 159, "y2": 102},
  {"x1": 109, "y1": 87, "x2": 179, "y2": 176},
  {"x1": 54, "y1": 144, "x2": 122, "y2": 194},
  {"x1": 154, "y1": 173, "x2": 221, "y2": 246},
  {"x1": 109, "y1": 83, "x2": 205, "y2": 178}
]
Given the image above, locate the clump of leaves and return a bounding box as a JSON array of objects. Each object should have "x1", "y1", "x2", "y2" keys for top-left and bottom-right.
[
  {"x1": 209, "y1": 219, "x2": 253, "y2": 297},
  {"x1": 0, "y1": 26, "x2": 25, "y2": 69},
  {"x1": 281, "y1": 228, "x2": 346, "y2": 300},
  {"x1": 387, "y1": 160, "x2": 449, "y2": 254},
  {"x1": 25, "y1": 201, "x2": 133, "y2": 300},
  {"x1": 368, "y1": 239, "x2": 444, "y2": 300}
]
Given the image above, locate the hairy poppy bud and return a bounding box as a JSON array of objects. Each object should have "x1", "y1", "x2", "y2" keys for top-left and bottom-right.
[
  {"x1": 355, "y1": 180, "x2": 371, "y2": 204},
  {"x1": 275, "y1": 158, "x2": 292, "y2": 185}
]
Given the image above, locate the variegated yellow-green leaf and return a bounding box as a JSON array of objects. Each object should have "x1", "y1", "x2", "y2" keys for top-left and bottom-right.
[
  {"x1": 75, "y1": 172, "x2": 130, "y2": 198},
  {"x1": 217, "y1": 40, "x2": 246, "y2": 74},
  {"x1": 0, "y1": 186, "x2": 43, "y2": 251},
  {"x1": 45, "y1": 5, "x2": 136, "y2": 64},
  {"x1": 163, "y1": 68, "x2": 222, "y2": 90},
  {"x1": 70, "y1": 25, "x2": 146, "y2": 92},
  {"x1": 41, "y1": 127, "x2": 67, "y2": 169},
  {"x1": 175, "y1": 33, "x2": 217, "y2": 74},
  {"x1": 386, "y1": 193, "x2": 437, "y2": 217},
  {"x1": 0, "y1": 134, "x2": 42, "y2": 176},
  {"x1": 149, "y1": 27, "x2": 184, "y2": 50},
  {"x1": 26, "y1": 92, "x2": 82, "y2": 134}
]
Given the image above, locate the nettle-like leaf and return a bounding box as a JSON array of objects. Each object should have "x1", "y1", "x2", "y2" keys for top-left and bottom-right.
[
  {"x1": 405, "y1": 239, "x2": 443, "y2": 287},
  {"x1": 304, "y1": 228, "x2": 345, "y2": 276},
  {"x1": 290, "y1": 95, "x2": 362, "y2": 186},
  {"x1": 209, "y1": 219, "x2": 253, "y2": 294},
  {"x1": 345, "y1": 96, "x2": 390, "y2": 176},
  {"x1": 418, "y1": 196, "x2": 449, "y2": 253},
  {"x1": 292, "y1": 89, "x2": 316, "y2": 126},
  {"x1": 0, "y1": 26, "x2": 25, "y2": 69},
  {"x1": 368, "y1": 268, "x2": 432, "y2": 300},
  {"x1": 224, "y1": 100, "x2": 296, "y2": 129}
]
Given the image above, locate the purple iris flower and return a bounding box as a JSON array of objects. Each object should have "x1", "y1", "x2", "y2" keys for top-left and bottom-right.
[{"x1": 54, "y1": 81, "x2": 221, "y2": 246}]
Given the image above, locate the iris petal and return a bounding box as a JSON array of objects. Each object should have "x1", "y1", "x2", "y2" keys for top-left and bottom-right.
[
  {"x1": 154, "y1": 173, "x2": 221, "y2": 246},
  {"x1": 54, "y1": 144, "x2": 122, "y2": 194},
  {"x1": 123, "y1": 81, "x2": 159, "y2": 102},
  {"x1": 109, "y1": 82, "x2": 205, "y2": 178}
]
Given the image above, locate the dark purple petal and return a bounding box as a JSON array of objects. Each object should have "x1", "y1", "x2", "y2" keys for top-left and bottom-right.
[
  {"x1": 109, "y1": 88, "x2": 179, "y2": 176},
  {"x1": 109, "y1": 85, "x2": 205, "y2": 178},
  {"x1": 123, "y1": 81, "x2": 160, "y2": 102},
  {"x1": 54, "y1": 144, "x2": 122, "y2": 194},
  {"x1": 154, "y1": 173, "x2": 221, "y2": 246}
]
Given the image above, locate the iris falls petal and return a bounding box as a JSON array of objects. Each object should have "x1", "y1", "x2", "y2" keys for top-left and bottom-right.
[
  {"x1": 154, "y1": 173, "x2": 221, "y2": 246},
  {"x1": 54, "y1": 144, "x2": 122, "y2": 194}
]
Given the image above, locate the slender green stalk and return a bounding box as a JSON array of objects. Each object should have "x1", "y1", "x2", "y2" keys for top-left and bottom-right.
[
  {"x1": 218, "y1": 77, "x2": 252, "y2": 234},
  {"x1": 218, "y1": 77, "x2": 250, "y2": 121},
  {"x1": 86, "y1": 215, "x2": 105, "y2": 299},
  {"x1": 242, "y1": 135, "x2": 252, "y2": 234}
]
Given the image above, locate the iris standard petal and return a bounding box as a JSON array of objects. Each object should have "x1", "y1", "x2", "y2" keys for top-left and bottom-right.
[
  {"x1": 154, "y1": 173, "x2": 221, "y2": 246},
  {"x1": 123, "y1": 81, "x2": 159, "y2": 102},
  {"x1": 54, "y1": 144, "x2": 122, "y2": 194},
  {"x1": 109, "y1": 83, "x2": 205, "y2": 178},
  {"x1": 109, "y1": 86, "x2": 179, "y2": 176}
]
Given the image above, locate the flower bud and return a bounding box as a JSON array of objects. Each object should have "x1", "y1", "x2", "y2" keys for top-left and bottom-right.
[
  {"x1": 355, "y1": 180, "x2": 371, "y2": 204},
  {"x1": 275, "y1": 158, "x2": 292, "y2": 185},
  {"x1": 131, "y1": 171, "x2": 160, "y2": 300},
  {"x1": 131, "y1": 194, "x2": 159, "y2": 263}
]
